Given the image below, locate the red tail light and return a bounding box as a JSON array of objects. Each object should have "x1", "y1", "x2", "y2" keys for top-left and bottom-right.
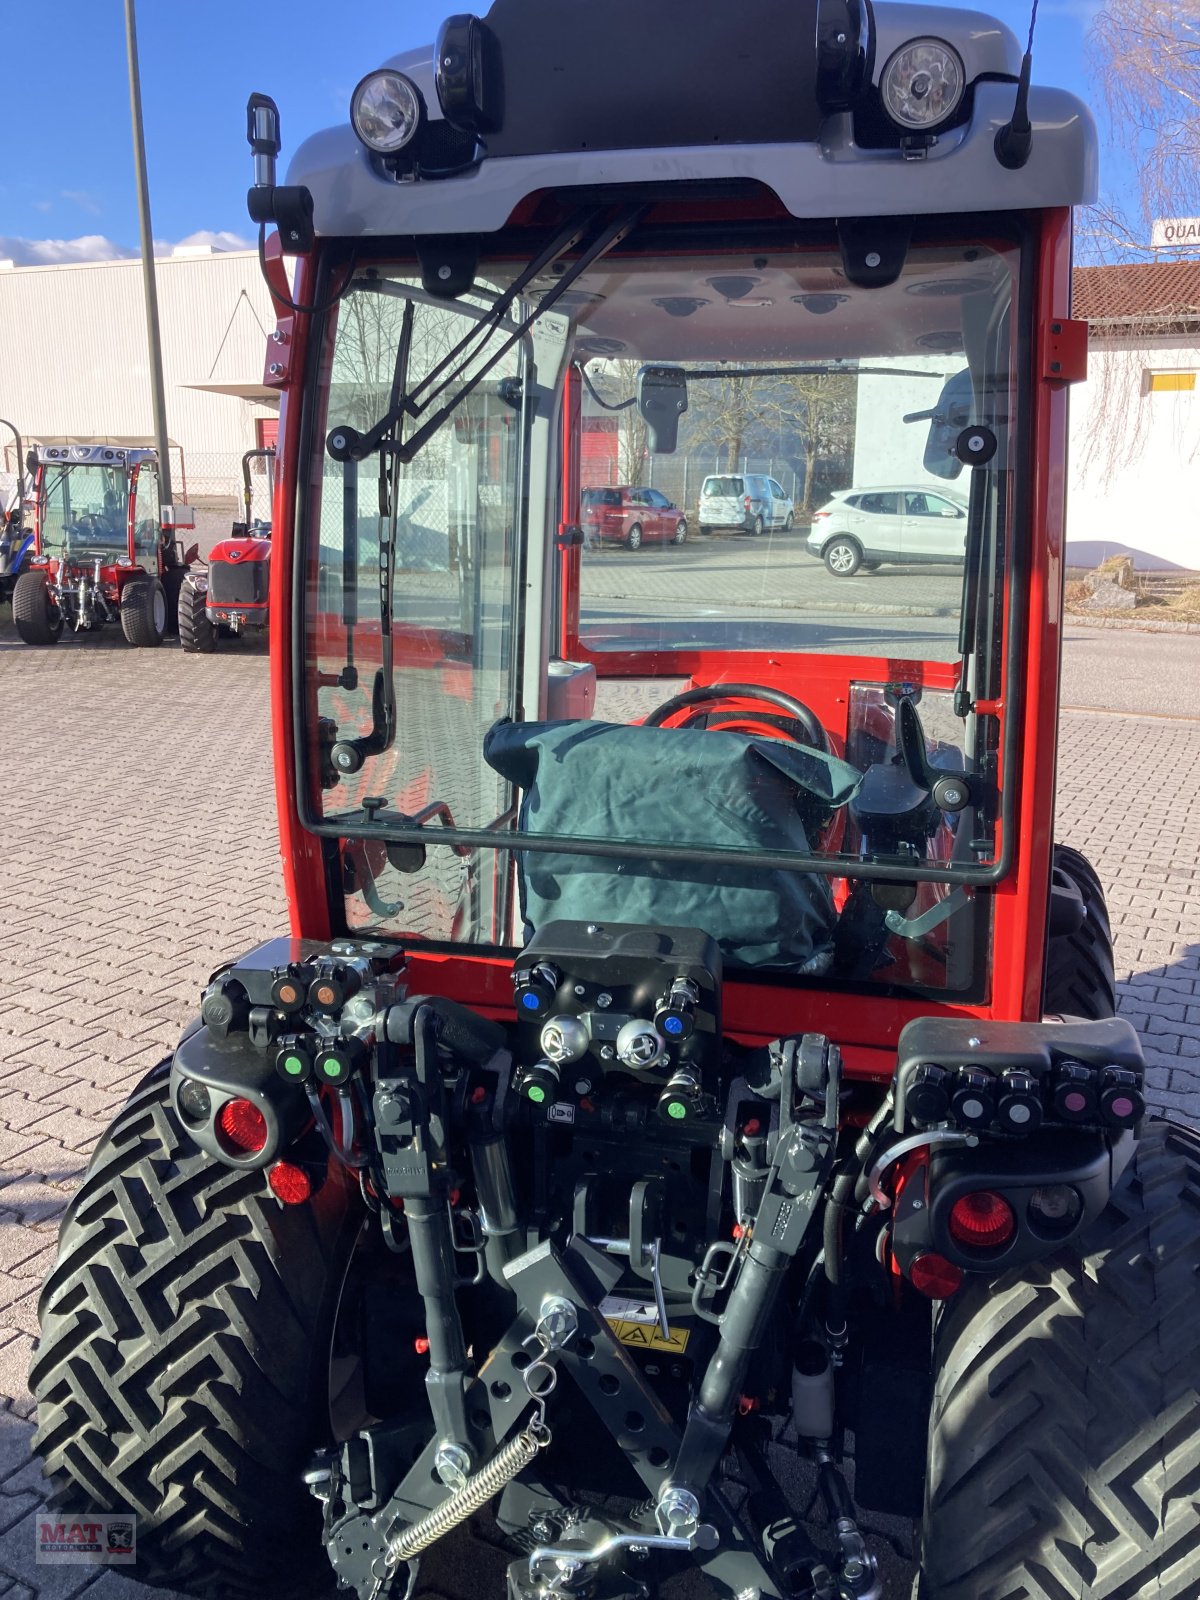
[
  {"x1": 948, "y1": 1190, "x2": 1016, "y2": 1250},
  {"x1": 743, "y1": 495, "x2": 752, "y2": 510},
  {"x1": 268, "y1": 1160, "x2": 313, "y2": 1204},
  {"x1": 217, "y1": 1098, "x2": 268, "y2": 1155},
  {"x1": 908, "y1": 1252, "x2": 963, "y2": 1299},
  {"x1": 813, "y1": 510, "x2": 830, "y2": 520}
]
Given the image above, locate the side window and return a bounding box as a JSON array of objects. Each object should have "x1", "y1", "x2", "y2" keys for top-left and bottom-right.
[
  {"x1": 905, "y1": 492, "x2": 932, "y2": 516},
  {"x1": 131, "y1": 464, "x2": 159, "y2": 568},
  {"x1": 860, "y1": 492, "x2": 896, "y2": 515},
  {"x1": 769, "y1": 479, "x2": 784, "y2": 498},
  {"x1": 648, "y1": 489, "x2": 669, "y2": 507},
  {"x1": 930, "y1": 496, "x2": 963, "y2": 517}
]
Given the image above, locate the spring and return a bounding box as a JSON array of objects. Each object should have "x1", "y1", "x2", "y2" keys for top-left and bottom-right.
[{"x1": 386, "y1": 1426, "x2": 545, "y2": 1563}]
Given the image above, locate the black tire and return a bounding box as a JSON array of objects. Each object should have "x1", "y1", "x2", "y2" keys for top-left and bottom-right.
[
  {"x1": 861, "y1": 559, "x2": 882, "y2": 572},
  {"x1": 627, "y1": 522, "x2": 643, "y2": 550},
  {"x1": 120, "y1": 577, "x2": 167, "y2": 647},
  {"x1": 824, "y1": 537, "x2": 861, "y2": 576},
  {"x1": 673, "y1": 518, "x2": 688, "y2": 545},
  {"x1": 30, "y1": 1076, "x2": 361, "y2": 1598},
  {"x1": 178, "y1": 574, "x2": 217, "y2": 653},
  {"x1": 12, "y1": 569, "x2": 62, "y2": 645},
  {"x1": 921, "y1": 1119, "x2": 1200, "y2": 1600},
  {"x1": 752, "y1": 514, "x2": 765, "y2": 537},
  {"x1": 784, "y1": 512, "x2": 794, "y2": 531},
  {"x1": 162, "y1": 565, "x2": 188, "y2": 636},
  {"x1": 1044, "y1": 843, "x2": 1116, "y2": 1019}
]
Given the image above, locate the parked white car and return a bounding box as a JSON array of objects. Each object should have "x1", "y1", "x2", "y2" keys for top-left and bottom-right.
[
  {"x1": 699, "y1": 473, "x2": 794, "y2": 535},
  {"x1": 807, "y1": 486, "x2": 969, "y2": 575}
]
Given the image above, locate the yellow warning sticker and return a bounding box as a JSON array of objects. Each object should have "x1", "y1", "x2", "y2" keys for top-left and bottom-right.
[{"x1": 605, "y1": 1316, "x2": 690, "y2": 1353}]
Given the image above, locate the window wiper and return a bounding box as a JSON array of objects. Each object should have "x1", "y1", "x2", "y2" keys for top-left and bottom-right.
[{"x1": 327, "y1": 206, "x2": 641, "y2": 468}]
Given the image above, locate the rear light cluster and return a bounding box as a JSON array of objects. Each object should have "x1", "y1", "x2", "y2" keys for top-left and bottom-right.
[
  {"x1": 217, "y1": 1098, "x2": 268, "y2": 1155},
  {"x1": 906, "y1": 1059, "x2": 1143, "y2": 1135},
  {"x1": 947, "y1": 1189, "x2": 1015, "y2": 1250}
]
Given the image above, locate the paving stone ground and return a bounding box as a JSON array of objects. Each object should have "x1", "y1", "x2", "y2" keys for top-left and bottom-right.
[{"x1": 0, "y1": 613, "x2": 1196, "y2": 1598}]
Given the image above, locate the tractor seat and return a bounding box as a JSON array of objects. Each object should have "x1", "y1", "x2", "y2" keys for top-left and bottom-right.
[{"x1": 483, "y1": 717, "x2": 862, "y2": 971}]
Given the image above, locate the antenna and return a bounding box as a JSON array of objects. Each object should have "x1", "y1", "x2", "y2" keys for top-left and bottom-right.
[{"x1": 995, "y1": 0, "x2": 1039, "y2": 171}]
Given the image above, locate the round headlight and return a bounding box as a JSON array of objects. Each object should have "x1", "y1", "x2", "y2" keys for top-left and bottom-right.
[
  {"x1": 880, "y1": 38, "x2": 965, "y2": 131},
  {"x1": 351, "y1": 70, "x2": 423, "y2": 154}
]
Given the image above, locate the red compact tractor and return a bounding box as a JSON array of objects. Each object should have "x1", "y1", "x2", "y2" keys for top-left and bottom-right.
[
  {"x1": 179, "y1": 446, "x2": 275, "y2": 650},
  {"x1": 12, "y1": 443, "x2": 195, "y2": 647},
  {"x1": 30, "y1": 5, "x2": 1199, "y2": 1600}
]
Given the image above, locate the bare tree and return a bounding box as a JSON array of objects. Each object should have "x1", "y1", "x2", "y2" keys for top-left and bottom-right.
[{"x1": 1085, "y1": 0, "x2": 1200, "y2": 258}]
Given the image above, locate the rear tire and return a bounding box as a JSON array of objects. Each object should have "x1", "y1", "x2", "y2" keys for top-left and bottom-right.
[
  {"x1": 673, "y1": 519, "x2": 687, "y2": 545},
  {"x1": 627, "y1": 523, "x2": 643, "y2": 550},
  {"x1": 30, "y1": 1076, "x2": 361, "y2": 1599},
  {"x1": 178, "y1": 574, "x2": 217, "y2": 653},
  {"x1": 13, "y1": 569, "x2": 62, "y2": 645},
  {"x1": 784, "y1": 512, "x2": 794, "y2": 531},
  {"x1": 752, "y1": 514, "x2": 765, "y2": 537},
  {"x1": 120, "y1": 577, "x2": 167, "y2": 647},
  {"x1": 162, "y1": 565, "x2": 188, "y2": 636},
  {"x1": 920, "y1": 1119, "x2": 1200, "y2": 1600},
  {"x1": 1044, "y1": 843, "x2": 1116, "y2": 1018},
  {"x1": 824, "y1": 537, "x2": 861, "y2": 576}
]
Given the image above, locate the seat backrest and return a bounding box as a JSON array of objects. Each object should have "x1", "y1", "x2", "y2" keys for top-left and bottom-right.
[{"x1": 484, "y1": 718, "x2": 861, "y2": 971}]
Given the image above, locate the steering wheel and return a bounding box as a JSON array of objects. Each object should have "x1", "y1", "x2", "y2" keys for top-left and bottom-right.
[{"x1": 642, "y1": 681, "x2": 829, "y2": 752}]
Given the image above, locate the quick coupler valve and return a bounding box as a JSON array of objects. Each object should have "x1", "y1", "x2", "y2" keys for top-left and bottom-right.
[
  {"x1": 950, "y1": 1067, "x2": 995, "y2": 1130},
  {"x1": 519, "y1": 1059, "x2": 560, "y2": 1106},
  {"x1": 996, "y1": 1070, "x2": 1043, "y2": 1134},
  {"x1": 1098, "y1": 1066, "x2": 1144, "y2": 1128},
  {"x1": 307, "y1": 960, "x2": 360, "y2": 1013},
  {"x1": 270, "y1": 966, "x2": 308, "y2": 1014},
  {"x1": 658, "y1": 1066, "x2": 703, "y2": 1125},
  {"x1": 512, "y1": 962, "x2": 560, "y2": 1019},
  {"x1": 275, "y1": 1036, "x2": 315, "y2": 1084},
  {"x1": 1050, "y1": 1060, "x2": 1098, "y2": 1122},
  {"x1": 313, "y1": 1037, "x2": 368, "y2": 1086},
  {"x1": 654, "y1": 977, "x2": 699, "y2": 1042},
  {"x1": 906, "y1": 1063, "x2": 950, "y2": 1126}
]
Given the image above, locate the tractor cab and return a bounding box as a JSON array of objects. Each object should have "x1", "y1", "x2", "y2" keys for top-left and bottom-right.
[
  {"x1": 14, "y1": 443, "x2": 195, "y2": 647},
  {"x1": 178, "y1": 445, "x2": 276, "y2": 651},
  {"x1": 34, "y1": 10, "x2": 1196, "y2": 1600}
]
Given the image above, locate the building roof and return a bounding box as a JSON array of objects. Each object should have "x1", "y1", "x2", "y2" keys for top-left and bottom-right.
[{"x1": 1073, "y1": 262, "x2": 1200, "y2": 327}]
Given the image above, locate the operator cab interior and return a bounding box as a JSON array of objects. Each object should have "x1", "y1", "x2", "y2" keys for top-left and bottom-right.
[{"x1": 301, "y1": 216, "x2": 1017, "y2": 1001}]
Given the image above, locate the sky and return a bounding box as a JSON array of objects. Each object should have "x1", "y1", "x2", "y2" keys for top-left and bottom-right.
[{"x1": 0, "y1": 0, "x2": 1124, "y2": 267}]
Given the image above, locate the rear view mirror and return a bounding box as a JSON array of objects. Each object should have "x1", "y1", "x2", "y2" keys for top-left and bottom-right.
[
  {"x1": 637, "y1": 364, "x2": 688, "y2": 453},
  {"x1": 922, "y1": 368, "x2": 973, "y2": 480}
]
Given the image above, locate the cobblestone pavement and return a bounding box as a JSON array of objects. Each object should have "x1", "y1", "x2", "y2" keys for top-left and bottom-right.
[{"x1": 0, "y1": 611, "x2": 1196, "y2": 1599}]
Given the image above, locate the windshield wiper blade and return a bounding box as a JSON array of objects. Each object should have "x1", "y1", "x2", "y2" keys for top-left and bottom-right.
[{"x1": 331, "y1": 207, "x2": 642, "y2": 467}]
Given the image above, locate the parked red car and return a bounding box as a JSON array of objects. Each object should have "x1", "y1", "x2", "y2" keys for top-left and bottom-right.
[{"x1": 581, "y1": 485, "x2": 688, "y2": 549}]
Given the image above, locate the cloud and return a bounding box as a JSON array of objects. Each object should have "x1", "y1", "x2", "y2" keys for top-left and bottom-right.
[
  {"x1": 0, "y1": 231, "x2": 254, "y2": 266},
  {"x1": 31, "y1": 199, "x2": 53, "y2": 214},
  {"x1": 61, "y1": 189, "x2": 102, "y2": 216}
]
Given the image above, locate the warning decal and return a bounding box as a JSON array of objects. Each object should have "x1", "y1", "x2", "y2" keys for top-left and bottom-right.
[{"x1": 598, "y1": 1297, "x2": 690, "y2": 1353}]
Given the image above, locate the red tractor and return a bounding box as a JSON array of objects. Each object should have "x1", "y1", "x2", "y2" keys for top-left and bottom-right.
[
  {"x1": 12, "y1": 443, "x2": 195, "y2": 647},
  {"x1": 30, "y1": 5, "x2": 1199, "y2": 1600},
  {"x1": 179, "y1": 445, "x2": 276, "y2": 651}
]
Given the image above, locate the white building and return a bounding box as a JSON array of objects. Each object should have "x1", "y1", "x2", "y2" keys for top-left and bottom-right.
[
  {"x1": 0, "y1": 248, "x2": 279, "y2": 533},
  {"x1": 1068, "y1": 262, "x2": 1200, "y2": 570}
]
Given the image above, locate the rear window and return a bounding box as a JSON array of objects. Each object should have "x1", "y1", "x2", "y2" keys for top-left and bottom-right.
[
  {"x1": 858, "y1": 492, "x2": 898, "y2": 515},
  {"x1": 583, "y1": 487, "x2": 621, "y2": 506},
  {"x1": 702, "y1": 477, "x2": 742, "y2": 496}
]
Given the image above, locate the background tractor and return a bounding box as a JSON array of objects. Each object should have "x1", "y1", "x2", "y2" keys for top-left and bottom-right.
[
  {"x1": 179, "y1": 445, "x2": 275, "y2": 651},
  {"x1": 29, "y1": 4, "x2": 1199, "y2": 1600},
  {"x1": 12, "y1": 443, "x2": 196, "y2": 647},
  {"x1": 0, "y1": 416, "x2": 35, "y2": 605}
]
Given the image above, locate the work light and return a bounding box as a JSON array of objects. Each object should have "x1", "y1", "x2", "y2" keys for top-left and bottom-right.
[
  {"x1": 880, "y1": 39, "x2": 965, "y2": 131},
  {"x1": 351, "y1": 71, "x2": 423, "y2": 154}
]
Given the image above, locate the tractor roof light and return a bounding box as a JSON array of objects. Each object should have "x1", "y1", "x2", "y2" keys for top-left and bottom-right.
[
  {"x1": 948, "y1": 1189, "x2": 1016, "y2": 1251},
  {"x1": 880, "y1": 38, "x2": 965, "y2": 132},
  {"x1": 351, "y1": 71, "x2": 423, "y2": 155}
]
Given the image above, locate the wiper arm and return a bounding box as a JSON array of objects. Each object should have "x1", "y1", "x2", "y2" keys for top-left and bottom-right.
[{"x1": 329, "y1": 207, "x2": 642, "y2": 467}]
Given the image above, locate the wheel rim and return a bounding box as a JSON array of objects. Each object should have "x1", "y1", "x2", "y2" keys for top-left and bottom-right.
[
  {"x1": 754, "y1": 518, "x2": 763, "y2": 536},
  {"x1": 829, "y1": 543, "x2": 855, "y2": 573},
  {"x1": 628, "y1": 525, "x2": 642, "y2": 549},
  {"x1": 152, "y1": 587, "x2": 167, "y2": 633},
  {"x1": 674, "y1": 521, "x2": 686, "y2": 543}
]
